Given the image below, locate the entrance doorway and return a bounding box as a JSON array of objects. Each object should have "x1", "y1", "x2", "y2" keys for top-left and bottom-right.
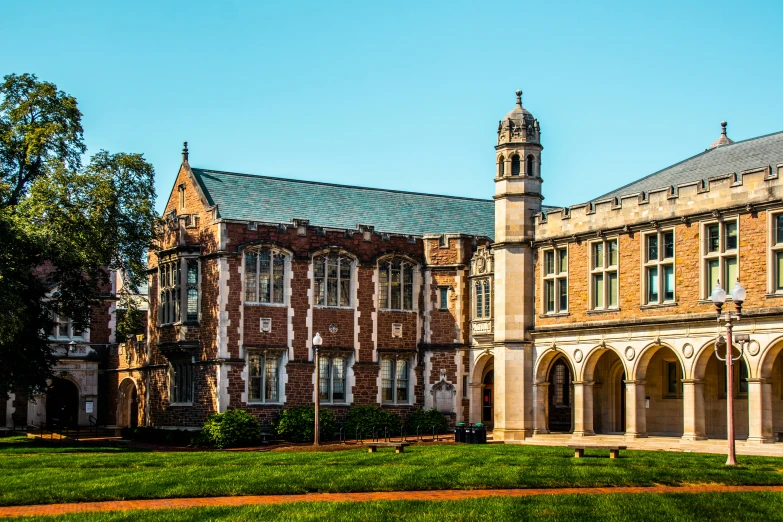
[
  {"x1": 548, "y1": 359, "x2": 572, "y2": 432},
  {"x1": 482, "y1": 370, "x2": 494, "y2": 424},
  {"x1": 46, "y1": 378, "x2": 79, "y2": 428},
  {"x1": 119, "y1": 379, "x2": 139, "y2": 428}
]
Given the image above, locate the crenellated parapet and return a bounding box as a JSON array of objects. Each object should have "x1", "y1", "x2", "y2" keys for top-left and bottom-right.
[{"x1": 535, "y1": 164, "x2": 783, "y2": 242}]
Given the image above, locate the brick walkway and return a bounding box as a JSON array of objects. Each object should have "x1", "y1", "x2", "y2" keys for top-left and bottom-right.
[{"x1": 2, "y1": 485, "x2": 783, "y2": 518}]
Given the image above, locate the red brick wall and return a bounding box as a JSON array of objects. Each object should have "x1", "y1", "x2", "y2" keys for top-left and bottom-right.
[
  {"x1": 243, "y1": 305, "x2": 288, "y2": 347},
  {"x1": 377, "y1": 311, "x2": 417, "y2": 349}
]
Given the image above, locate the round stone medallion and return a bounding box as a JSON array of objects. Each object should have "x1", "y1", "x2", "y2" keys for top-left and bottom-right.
[
  {"x1": 682, "y1": 343, "x2": 694, "y2": 359},
  {"x1": 625, "y1": 346, "x2": 636, "y2": 361},
  {"x1": 747, "y1": 340, "x2": 760, "y2": 357},
  {"x1": 573, "y1": 349, "x2": 583, "y2": 363}
]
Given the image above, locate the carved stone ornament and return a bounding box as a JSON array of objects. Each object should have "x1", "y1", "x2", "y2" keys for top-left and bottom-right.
[
  {"x1": 625, "y1": 346, "x2": 636, "y2": 361},
  {"x1": 431, "y1": 380, "x2": 455, "y2": 414},
  {"x1": 260, "y1": 318, "x2": 272, "y2": 333},
  {"x1": 747, "y1": 340, "x2": 760, "y2": 357},
  {"x1": 682, "y1": 343, "x2": 694, "y2": 359},
  {"x1": 391, "y1": 323, "x2": 403, "y2": 338},
  {"x1": 573, "y1": 349, "x2": 583, "y2": 363},
  {"x1": 328, "y1": 323, "x2": 338, "y2": 334}
]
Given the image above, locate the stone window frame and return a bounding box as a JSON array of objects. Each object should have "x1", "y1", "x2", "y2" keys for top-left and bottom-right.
[
  {"x1": 169, "y1": 360, "x2": 194, "y2": 406},
  {"x1": 641, "y1": 229, "x2": 676, "y2": 305},
  {"x1": 496, "y1": 154, "x2": 505, "y2": 177},
  {"x1": 588, "y1": 237, "x2": 619, "y2": 310},
  {"x1": 380, "y1": 356, "x2": 411, "y2": 405},
  {"x1": 438, "y1": 286, "x2": 449, "y2": 311},
  {"x1": 178, "y1": 184, "x2": 185, "y2": 210},
  {"x1": 701, "y1": 218, "x2": 739, "y2": 300},
  {"x1": 243, "y1": 246, "x2": 290, "y2": 307},
  {"x1": 158, "y1": 255, "x2": 201, "y2": 326},
  {"x1": 246, "y1": 350, "x2": 283, "y2": 405},
  {"x1": 312, "y1": 251, "x2": 356, "y2": 309},
  {"x1": 474, "y1": 278, "x2": 492, "y2": 319},
  {"x1": 767, "y1": 209, "x2": 783, "y2": 295},
  {"x1": 377, "y1": 256, "x2": 417, "y2": 312},
  {"x1": 318, "y1": 352, "x2": 350, "y2": 405},
  {"x1": 49, "y1": 312, "x2": 89, "y2": 342},
  {"x1": 541, "y1": 245, "x2": 568, "y2": 315}
]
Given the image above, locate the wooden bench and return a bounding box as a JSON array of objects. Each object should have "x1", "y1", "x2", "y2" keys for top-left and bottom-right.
[
  {"x1": 366, "y1": 442, "x2": 411, "y2": 454},
  {"x1": 568, "y1": 445, "x2": 627, "y2": 459}
]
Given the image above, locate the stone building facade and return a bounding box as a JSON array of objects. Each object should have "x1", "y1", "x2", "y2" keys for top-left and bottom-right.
[{"x1": 24, "y1": 90, "x2": 783, "y2": 447}]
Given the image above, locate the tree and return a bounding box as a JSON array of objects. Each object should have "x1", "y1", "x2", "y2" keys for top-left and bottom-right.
[{"x1": 0, "y1": 73, "x2": 158, "y2": 399}]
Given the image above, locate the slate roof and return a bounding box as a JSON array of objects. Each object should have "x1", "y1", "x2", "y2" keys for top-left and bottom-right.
[
  {"x1": 190, "y1": 168, "x2": 500, "y2": 238},
  {"x1": 595, "y1": 130, "x2": 783, "y2": 202}
]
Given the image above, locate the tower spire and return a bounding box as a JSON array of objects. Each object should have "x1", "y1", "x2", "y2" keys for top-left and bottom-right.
[
  {"x1": 515, "y1": 89, "x2": 522, "y2": 107},
  {"x1": 182, "y1": 141, "x2": 189, "y2": 163}
]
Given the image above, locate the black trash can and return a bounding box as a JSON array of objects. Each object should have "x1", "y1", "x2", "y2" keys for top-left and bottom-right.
[
  {"x1": 473, "y1": 423, "x2": 487, "y2": 444},
  {"x1": 455, "y1": 423, "x2": 466, "y2": 443}
]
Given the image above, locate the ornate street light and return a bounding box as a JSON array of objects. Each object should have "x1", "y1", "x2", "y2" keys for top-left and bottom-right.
[
  {"x1": 312, "y1": 332, "x2": 323, "y2": 446},
  {"x1": 711, "y1": 279, "x2": 750, "y2": 466}
]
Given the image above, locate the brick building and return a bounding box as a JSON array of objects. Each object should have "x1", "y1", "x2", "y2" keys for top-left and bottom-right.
[{"x1": 16, "y1": 90, "x2": 783, "y2": 448}]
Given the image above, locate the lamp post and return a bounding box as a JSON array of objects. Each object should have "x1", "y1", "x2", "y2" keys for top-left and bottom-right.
[
  {"x1": 710, "y1": 279, "x2": 748, "y2": 466},
  {"x1": 312, "y1": 332, "x2": 323, "y2": 446}
]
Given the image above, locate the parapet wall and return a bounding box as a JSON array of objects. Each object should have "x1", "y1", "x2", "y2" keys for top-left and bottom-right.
[{"x1": 535, "y1": 165, "x2": 783, "y2": 241}]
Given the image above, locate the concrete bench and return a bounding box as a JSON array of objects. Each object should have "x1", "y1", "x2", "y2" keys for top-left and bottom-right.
[
  {"x1": 568, "y1": 445, "x2": 627, "y2": 459},
  {"x1": 366, "y1": 442, "x2": 411, "y2": 454}
]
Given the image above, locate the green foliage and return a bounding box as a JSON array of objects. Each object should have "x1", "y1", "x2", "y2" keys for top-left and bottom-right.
[
  {"x1": 405, "y1": 408, "x2": 450, "y2": 435},
  {"x1": 0, "y1": 73, "x2": 157, "y2": 397},
  {"x1": 120, "y1": 426, "x2": 197, "y2": 446},
  {"x1": 202, "y1": 409, "x2": 262, "y2": 449},
  {"x1": 275, "y1": 406, "x2": 337, "y2": 443},
  {"x1": 343, "y1": 406, "x2": 402, "y2": 439}
]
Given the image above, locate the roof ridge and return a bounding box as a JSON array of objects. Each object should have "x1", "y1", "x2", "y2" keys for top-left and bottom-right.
[
  {"x1": 192, "y1": 168, "x2": 494, "y2": 203},
  {"x1": 592, "y1": 129, "x2": 783, "y2": 202}
]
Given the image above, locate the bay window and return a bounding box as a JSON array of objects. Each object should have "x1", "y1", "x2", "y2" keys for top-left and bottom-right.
[{"x1": 158, "y1": 256, "x2": 200, "y2": 325}]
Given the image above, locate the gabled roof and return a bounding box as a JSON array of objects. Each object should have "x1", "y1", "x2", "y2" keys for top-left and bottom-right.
[
  {"x1": 190, "y1": 168, "x2": 500, "y2": 238},
  {"x1": 595, "y1": 130, "x2": 783, "y2": 202}
]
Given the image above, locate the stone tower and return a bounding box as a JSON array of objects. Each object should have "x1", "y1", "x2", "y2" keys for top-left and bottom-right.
[{"x1": 492, "y1": 90, "x2": 542, "y2": 441}]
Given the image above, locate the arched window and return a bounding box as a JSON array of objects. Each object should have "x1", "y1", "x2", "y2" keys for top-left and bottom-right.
[
  {"x1": 314, "y1": 254, "x2": 352, "y2": 307},
  {"x1": 245, "y1": 248, "x2": 286, "y2": 304},
  {"x1": 511, "y1": 155, "x2": 521, "y2": 176},
  {"x1": 526, "y1": 154, "x2": 535, "y2": 176},
  {"x1": 379, "y1": 258, "x2": 414, "y2": 310},
  {"x1": 497, "y1": 156, "x2": 505, "y2": 177}
]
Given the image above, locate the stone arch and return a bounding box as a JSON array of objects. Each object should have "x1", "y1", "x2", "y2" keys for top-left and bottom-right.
[
  {"x1": 497, "y1": 155, "x2": 505, "y2": 177},
  {"x1": 526, "y1": 154, "x2": 535, "y2": 176},
  {"x1": 580, "y1": 345, "x2": 626, "y2": 382},
  {"x1": 633, "y1": 342, "x2": 683, "y2": 381},
  {"x1": 692, "y1": 338, "x2": 752, "y2": 380},
  {"x1": 117, "y1": 377, "x2": 140, "y2": 428},
  {"x1": 469, "y1": 352, "x2": 494, "y2": 425},
  {"x1": 759, "y1": 335, "x2": 783, "y2": 379},
  {"x1": 534, "y1": 347, "x2": 576, "y2": 383}
]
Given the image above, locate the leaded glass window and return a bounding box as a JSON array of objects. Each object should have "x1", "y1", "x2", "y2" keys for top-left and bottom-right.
[
  {"x1": 248, "y1": 352, "x2": 280, "y2": 403},
  {"x1": 244, "y1": 249, "x2": 286, "y2": 304},
  {"x1": 379, "y1": 259, "x2": 415, "y2": 310}
]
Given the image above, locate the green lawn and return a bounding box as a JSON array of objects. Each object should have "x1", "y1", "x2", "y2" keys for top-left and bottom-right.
[
  {"x1": 14, "y1": 493, "x2": 783, "y2": 522},
  {"x1": 1, "y1": 436, "x2": 782, "y2": 507}
]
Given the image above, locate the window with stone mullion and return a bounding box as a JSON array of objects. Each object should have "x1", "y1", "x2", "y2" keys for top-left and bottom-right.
[
  {"x1": 315, "y1": 255, "x2": 352, "y2": 307},
  {"x1": 590, "y1": 240, "x2": 617, "y2": 310},
  {"x1": 379, "y1": 260, "x2": 413, "y2": 311},
  {"x1": 245, "y1": 249, "x2": 286, "y2": 304},
  {"x1": 772, "y1": 214, "x2": 783, "y2": 292},
  {"x1": 704, "y1": 220, "x2": 738, "y2": 298},
  {"x1": 159, "y1": 259, "x2": 182, "y2": 325},
  {"x1": 543, "y1": 247, "x2": 567, "y2": 313},
  {"x1": 248, "y1": 353, "x2": 279, "y2": 403},
  {"x1": 318, "y1": 356, "x2": 346, "y2": 403},
  {"x1": 381, "y1": 358, "x2": 409, "y2": 404},
  {"x1": 644, "y1": 231, "x2": 674, "y2": 304}
]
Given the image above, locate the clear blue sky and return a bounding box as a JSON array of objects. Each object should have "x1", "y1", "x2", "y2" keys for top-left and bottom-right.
[{"x1": 3, "y1": 1, "x2": 782, "y2": 213}]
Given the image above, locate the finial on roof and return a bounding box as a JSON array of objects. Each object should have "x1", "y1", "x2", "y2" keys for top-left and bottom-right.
[
  {"x1": 709, "y1": 121, "x2": 734, "y2": 149},
  {"x1": 182, "y1": 141, "x2": 189, "y2": 163},
  {"x1": 515, "y1": 89, "x2": 522, "y2": 106}
]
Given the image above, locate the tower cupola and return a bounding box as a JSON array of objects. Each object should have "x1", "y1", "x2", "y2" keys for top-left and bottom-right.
[
  {"x1": 495, "y1": 89, "x2": 543, "y2": 179},
  {"x1": 498, "y1": 89, "x2": 540, "y2": 146}
]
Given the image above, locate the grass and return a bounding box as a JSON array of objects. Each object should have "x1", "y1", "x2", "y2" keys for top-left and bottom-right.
[
  {"x1": 13, "y1": 493, "x2": 783, "y2": 521},
  {"x1": 1, "y1": 436, "x2": 782, "y2": 507}
]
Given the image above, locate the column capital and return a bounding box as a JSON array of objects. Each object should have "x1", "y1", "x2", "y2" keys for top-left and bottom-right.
[
  {"x1": 745, "y1": 378, "x2": 773, "y2": 384},
  {"x1": 624, "y1": 379, "x2": 646, "y2": 385},
  {"x1": 572, "y1": 380, "x2": 595, "y2": 386},
  {"x1": 680, "y1": 379, "x2": 704, "y2": 384}
]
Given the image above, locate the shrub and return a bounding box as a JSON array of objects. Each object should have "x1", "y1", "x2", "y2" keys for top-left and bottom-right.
[
  {"x1": 405, "y1": 408, "x2": 450, "y2": 435},
  {"x1": 275, "y1": 406, "x2": 336, "y2": 443},
  {"x1": 120, "y1": 426, "x2": 198, "y2": 446},
  {"x1": 201, "y1": 409, "x2": 262, "y2": 449},
  {"x1": 343, "y1": 406, "x2": 402, "y2": 440}
]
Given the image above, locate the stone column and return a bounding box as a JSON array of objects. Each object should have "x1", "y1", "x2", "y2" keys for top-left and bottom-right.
[
  {"x1": 469, "y1": 383, "x2": 483, "y2": 425},
  {"x1": 624, "y1": 380, "x2": 648, "y2": 439},
  {"x1": 681, "y1": 379, "x2": 707, "y2": 441},
  {"x1": 746, "y1": 378, "x2": 774, "y2": 443},
  {"x1": 533, "y1": 381, "x2": 549, "y2": 435},
  {"x1": 572, "y1": 381, "x2": 595, "y2": 437}
]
